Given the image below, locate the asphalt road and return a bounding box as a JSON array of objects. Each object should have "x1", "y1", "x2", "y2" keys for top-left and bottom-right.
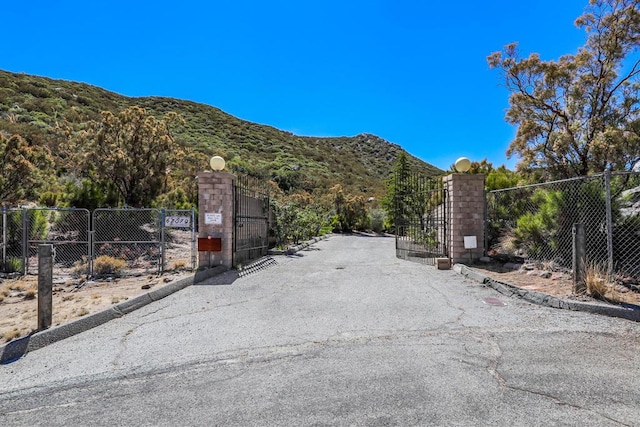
[{"x1": 1, "y1": 235, "x2": 639, "y2": 426}]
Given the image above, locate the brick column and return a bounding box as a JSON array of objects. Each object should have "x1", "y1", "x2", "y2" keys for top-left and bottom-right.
[
  {"x1": 443, "y1": 173, "x2": 485, "y2": 264},
  {"x1": 197, "y1": 171, "x2": 235, "y2": 269}
]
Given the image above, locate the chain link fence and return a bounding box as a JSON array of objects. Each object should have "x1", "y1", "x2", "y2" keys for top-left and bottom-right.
[
  {"x1": 486, "y1": 170, "x2": 640, "y2": 284},
  {"x1": 1, "y1": 208, "x2": 24, "y2": 275},
  {"x1": 610, "y1": 171, "x2": 640, "y2": 281},
  {"x1": 162, "y1": 209, "x2": 197, "y2": 273},
  {"x1": 0, "y1": 207, "x2": 196, "y2": 278}
]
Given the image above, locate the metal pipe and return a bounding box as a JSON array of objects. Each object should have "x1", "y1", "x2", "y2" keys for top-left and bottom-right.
[{"x1": 604, "y1": 169, "x2": 614, "y2": 281}]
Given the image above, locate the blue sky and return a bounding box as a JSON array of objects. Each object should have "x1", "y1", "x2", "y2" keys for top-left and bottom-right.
[{"x1": 3, "y1": 0, "x2": 591, "y2": 170}]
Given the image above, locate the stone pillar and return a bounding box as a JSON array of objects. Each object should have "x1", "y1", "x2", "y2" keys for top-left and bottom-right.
[
  {"x1": 443, "y1": 173, "x2": 485, "y2": 264},
  {"x1": 197, "y1": 171, "x2": 235, "y2": 269}
]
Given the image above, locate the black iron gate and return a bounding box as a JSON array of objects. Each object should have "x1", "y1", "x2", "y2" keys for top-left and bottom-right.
[
  {"x1": 394, "y1": 172, "x2": 448, "y2": 264},
  {"x1": 234, "y1": 175, "x2": 270, "y2": 266}
]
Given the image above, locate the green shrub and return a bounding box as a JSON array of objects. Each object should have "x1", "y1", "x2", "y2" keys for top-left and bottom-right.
[
  {"x1": 513, "y1": 190, "x2": 562, "y2": 259},
  {"x1": 1, "y1": 257, "x2": 23, "y2": 274},
  {"x1": 271, "y1": 200, "x2": 330, "y2": 247},
  {"x1": 368, "y1": 209, "x2": 387, "y2": 233},
  {"x1": 39, "y1": 191, "x2": 60, "y2": 207}
]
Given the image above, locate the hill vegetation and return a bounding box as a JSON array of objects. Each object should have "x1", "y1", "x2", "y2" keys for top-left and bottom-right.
[{"x1": 0, "y1": 69, "x2": 441, "y2": 210}]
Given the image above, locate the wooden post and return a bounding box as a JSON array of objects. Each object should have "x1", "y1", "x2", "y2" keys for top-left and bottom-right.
[
  {"x1": 38, "y1": 244, "x2": 53, "y2": 330},
  {"x1": 572, "y1": 223, "x2": 586, "y2": 294}
]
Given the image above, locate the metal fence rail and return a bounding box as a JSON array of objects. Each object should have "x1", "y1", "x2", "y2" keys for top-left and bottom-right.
[
  {"x1": 0, "y1": 207, "x2": 196, "y2": 278},
  {"x1": 486, "y1": 170, "x2": 640, "y2": 283}
]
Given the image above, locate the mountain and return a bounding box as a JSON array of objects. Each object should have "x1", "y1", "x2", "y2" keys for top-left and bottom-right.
[{"x1": 0, "y1": 69, "x2": 442, "y2": 202}]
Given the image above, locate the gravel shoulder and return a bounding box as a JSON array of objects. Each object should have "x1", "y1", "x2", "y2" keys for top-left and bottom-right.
[{"x1": 0, "y1": 271, "x2": 192, "y2": 344}]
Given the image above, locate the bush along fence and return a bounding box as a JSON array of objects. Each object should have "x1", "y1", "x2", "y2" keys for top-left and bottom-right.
[
  {"x1": 0, "y1": 207, "x2": 196, "y2": 278},
  {"x1": 486, "y1": 170, "x2": 640, "y2": 288}
]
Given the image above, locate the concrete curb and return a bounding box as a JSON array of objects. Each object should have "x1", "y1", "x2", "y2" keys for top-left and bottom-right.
[
  {"x1": 0, "y1": 267, "x2": 227, "y2": 363},
  {"x1": 454, "y1": 264, "x2": 640, "y2": 322},
  {"x1": 268, "y1": 234, "x2": 331, "y2": 256}
]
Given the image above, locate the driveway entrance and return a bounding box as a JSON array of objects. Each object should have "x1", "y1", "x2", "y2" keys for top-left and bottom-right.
[{"x1": 1, "y1": 235, "x2": 639, "y2": 426}]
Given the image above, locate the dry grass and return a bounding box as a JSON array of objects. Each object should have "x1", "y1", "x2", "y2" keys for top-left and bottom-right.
[
  {"x1": 72, "y1": 260, "x2": 89, "y2": 278},
  {"x1": 583, "y1": 261, "x2": 635, "y2": 304},
  {"x1": 93, "y1": 255, "x2": 127, "y2": 276},
  {"x1": 473, "y1": 262, "x2": 640, "y2": 306},
  {"x1": 491, "y1": 229, "x2": 520, "y2": 256},
  {"x1": 1, "y1": 272, "x2": 188, "y2": 343},
  {"x1": 2, "y1": 329, "x2": 22, "y2": 343},
  {"x1": 172, "y1": 260, "x2": 187, "y2": 270}
]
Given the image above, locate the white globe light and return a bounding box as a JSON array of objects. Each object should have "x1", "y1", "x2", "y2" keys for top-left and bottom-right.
[
  {"x1": 454, "y1": 157, "x2": 471, "y2": 173},
  {"x1": 210, "y1": 156, "x2": 226, "y2": 171}
]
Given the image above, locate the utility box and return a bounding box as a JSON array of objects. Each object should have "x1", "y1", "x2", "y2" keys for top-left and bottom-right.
[{"x1": 436, "y1": 258, "x2": 451, "y2": 270}]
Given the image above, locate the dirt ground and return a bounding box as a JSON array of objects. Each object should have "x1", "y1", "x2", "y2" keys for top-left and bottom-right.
[
  {"x1": 0, "y1": 270, "x2": 191, "y2": 344},
  {"x1": 470, "y1": 262, "x2": 640, "y2": 305}
]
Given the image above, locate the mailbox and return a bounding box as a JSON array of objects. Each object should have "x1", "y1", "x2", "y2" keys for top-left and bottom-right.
[{"x1": 198, "y1": 237, "x2": 222, "y2": 252}]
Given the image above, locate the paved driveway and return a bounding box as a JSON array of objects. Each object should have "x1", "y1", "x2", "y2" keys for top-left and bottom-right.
[{"x1": 1, "y1": 235, "x2": 639, "y2": 426}]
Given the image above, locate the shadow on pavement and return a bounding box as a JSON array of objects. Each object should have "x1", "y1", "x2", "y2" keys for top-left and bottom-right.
[
  {"x1": 195, "y1": 269, "x2": 239, "y2": 286},
  {"x1": 348, "y1": 232, "x2": 394, "y2": 238},
  {"x1": 1, "y1": 334, "x2": 31, "y2": 365}
]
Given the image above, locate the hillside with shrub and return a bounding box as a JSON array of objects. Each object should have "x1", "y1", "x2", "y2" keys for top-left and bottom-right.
[{"x1": 0, "y1": 69, "x2": 442, "y2": 210}]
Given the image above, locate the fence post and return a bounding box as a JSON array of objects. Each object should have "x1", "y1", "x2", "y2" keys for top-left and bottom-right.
[
  {"x1": 603, "y1": 169, "x2": 614, "y2": 281},
  {"x1": 38, "y1": 244, "x2": 53, "y2": 330},
  {"x1": 572, "y1": 223, "x2": 586, "y2": 294},
  {"x1": 2, "y1": 207, "x2": 6, "y2": 267},
  {"x1": 21, "y1": 208, "x2": 28, "y2": 275},
  {"x1": 89, "y1": 229, "x2": 94, "y2": 278},
  {"x1": 160, "y1": 208, "x2": 166, "y2": 274},
  {"x1": 483, "y1": 191, "x2": 489, "y2": 257},
  {"x1": 191, "y1": 208, "x2": 197, "y2": 270}
]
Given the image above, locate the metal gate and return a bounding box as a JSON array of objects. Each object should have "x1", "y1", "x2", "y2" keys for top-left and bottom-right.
[
  {"x1": 394, "y1": 172, "x2": 447, "y2": 264},
  {"x1": 234, "y1": 175, "x2": 270, "y2": 266},
  {"x1": 1, "y1": 207, "x2": 196, "y2": 277},
  {"x1": 92, "y1": 208, "x2": 163, "y2": 275}
]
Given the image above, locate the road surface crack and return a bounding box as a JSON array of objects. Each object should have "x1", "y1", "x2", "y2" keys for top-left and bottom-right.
[{"x1": 484, "y1": 335, "x2": 630, "y2": 426}]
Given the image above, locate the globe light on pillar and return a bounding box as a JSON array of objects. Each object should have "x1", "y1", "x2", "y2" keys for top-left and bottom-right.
[
  {"x1": 454, "y1": 157, "x2": 471, "y2": 173},
  {"x1": 209, "y1": 156, "x2": 226, "y2": 171}
]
